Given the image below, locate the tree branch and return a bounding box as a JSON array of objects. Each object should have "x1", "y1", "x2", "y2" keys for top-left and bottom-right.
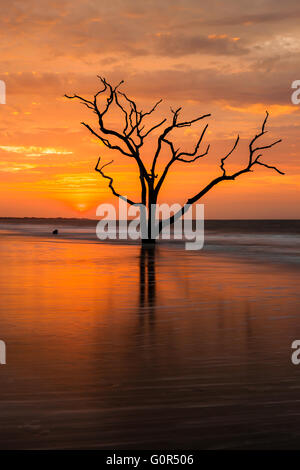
[
  {"x1": 66, "y1": 78, "x2": 152, "y2": 185},
  {"x1": 95, "y1": 157, "x2": 138, "y2": 205},
  {"x1": 220, "y1": 111, "x2": 283, "y2": 177},
  {"x1": 151, "y1": 109, "x2": 211, "y2": 178},
  {"x1": 67, "y1": 80, "x2": 283, "y2": 239},
  {"x1": 220, "y1": 135, "x2": 240, "y2": 176},
  {"x1": 160, "y1": 111, "x2": 284, "y2": 231},
  {"x1": 154, "y1": 118, "x2": 211, "y2": 193},
  {"x1": 176, "y1": 124, "x2": 210, "y2": 162},
  {"x1": 82, "y1": 122, "x2": 133, "y2": 157}
]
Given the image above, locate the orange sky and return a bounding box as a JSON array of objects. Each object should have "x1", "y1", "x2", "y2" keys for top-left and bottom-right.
[{"x1": 0, "y1": 0, "x2": 299, "y2": 219}]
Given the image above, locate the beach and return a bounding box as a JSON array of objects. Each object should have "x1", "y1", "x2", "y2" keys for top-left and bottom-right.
[{"x1": 0, "y1": 220, "x2": 300, "y2": 449}]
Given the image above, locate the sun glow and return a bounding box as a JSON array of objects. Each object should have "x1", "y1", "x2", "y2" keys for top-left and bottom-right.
[{"x1": 76, "y1": 202, "x2": 88, "y2": 212}]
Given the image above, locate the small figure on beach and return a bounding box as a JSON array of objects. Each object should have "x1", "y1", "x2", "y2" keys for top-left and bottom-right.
[{"x1": 52, "y1": 229, "x2": 58, "y2": 235}]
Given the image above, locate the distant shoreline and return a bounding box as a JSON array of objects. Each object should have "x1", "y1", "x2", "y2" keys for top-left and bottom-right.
[
  {"x1": 1, "y1": 218, "x2": 300, "y2": 234},
  {"x1": 1, "y1": 218, "x2": 300, "y2": 268}
]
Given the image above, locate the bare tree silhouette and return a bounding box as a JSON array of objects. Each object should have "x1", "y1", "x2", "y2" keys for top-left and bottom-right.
[{"x1": 66, "y1": 77, "x2": 284, "y2": 244}]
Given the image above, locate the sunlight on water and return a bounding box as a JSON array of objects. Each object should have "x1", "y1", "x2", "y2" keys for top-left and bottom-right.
[{"x1": 0, "y1": 232, "x2": 300, "y2": 449}]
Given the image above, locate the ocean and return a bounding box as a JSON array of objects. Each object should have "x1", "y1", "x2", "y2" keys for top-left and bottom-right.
[{"x1": 0, "y1": 219, "x2": 300, "y2": 449}]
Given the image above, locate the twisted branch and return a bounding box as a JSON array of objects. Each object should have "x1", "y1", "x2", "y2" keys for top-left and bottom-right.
[
  {"x1": 160, "y1": 111, "x2": 283, "y2": 231},
  {"x1": 95, "y1": 157, "x2": 138, "y2": 205},
  {"x1": 66, "y1": 79, "x2": 283, "y2": 236}
]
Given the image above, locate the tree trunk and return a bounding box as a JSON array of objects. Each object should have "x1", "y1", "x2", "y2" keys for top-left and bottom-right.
[
  {"x1": 142, "y1": 187, "x2": 157, "y2": 245},
  {"x1": 142, "y1": 212, "x2": 156, "y2": 244},
  {"x1": 141, "y1": 238, "x2": 156, "y2": 245}
]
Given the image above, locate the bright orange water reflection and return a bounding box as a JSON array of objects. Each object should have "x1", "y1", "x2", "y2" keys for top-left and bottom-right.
[{"x1": 0, "y1": 233, "x2": 300, "y2": 449}]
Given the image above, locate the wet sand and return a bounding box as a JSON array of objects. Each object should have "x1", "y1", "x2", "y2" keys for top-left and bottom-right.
[{"x1": 0, "y1": 225, "x2": 300, "y2": 449}]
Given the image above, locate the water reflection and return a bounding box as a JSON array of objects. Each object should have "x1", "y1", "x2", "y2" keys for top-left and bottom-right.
[
  {"x1": 139, "y1": 245, "x2": 156, "y2": 316},
  {"x1": 1, "y1": 234, "x2": 300, "y2": 449}
]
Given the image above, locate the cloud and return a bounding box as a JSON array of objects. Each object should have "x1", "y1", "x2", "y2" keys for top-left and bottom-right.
[
  {"x1": 0, "y1": 162, "x2": 37, "y2": 172},
  {"x1": 154, "y1": 33, "x2": 248, "y2": 57},
  {"x1": 0, "y1": 145, "x2": 73, "y2": 156},
  {"x1": 210, "y1": 9, "x2": 300, "y2": 26},
  {"x1": 222, "y1": 103, "x2": 298, "y2": 116},
  {"x1": 0, "y1": 0, "x2": 299, "y2": 218},
  {"x1": 111, "y1": 66, "x2": 298, "y2": 107},
  {"x1": 0, "y1": 0, "x2": 279, "y2": 60},
  {"x1": 5, "y1": 60, "x2": 297, "y2": 107}
]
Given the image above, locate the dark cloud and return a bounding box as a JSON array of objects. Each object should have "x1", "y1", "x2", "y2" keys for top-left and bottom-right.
[
  {"x1": 154, "y1": 34, "x2": 248, "y2": 57},
  {"x1": 3, "y1": 0, "x2": 298, "y2": 59},
  {"x1": 210, "y1": 10, "x2": 300, "y2": 26},
  {"x1": 6, "y1": 61, "x2": 296, "y2": 110},
  {"x1": 111, "y1": 65, "x2": 298, "y2": 107},
  {"x1": 2, "y1": 0, "x2": 300, "y2": 110}
]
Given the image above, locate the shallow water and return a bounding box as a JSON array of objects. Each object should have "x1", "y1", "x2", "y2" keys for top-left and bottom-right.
[{"x1": 1, "y1": 231, "x2": 300, "y2": 449}]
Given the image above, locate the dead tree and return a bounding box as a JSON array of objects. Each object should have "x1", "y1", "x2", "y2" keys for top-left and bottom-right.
[{"x1": 66, "y1": 77, "x2": 283, "y2": 244}]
